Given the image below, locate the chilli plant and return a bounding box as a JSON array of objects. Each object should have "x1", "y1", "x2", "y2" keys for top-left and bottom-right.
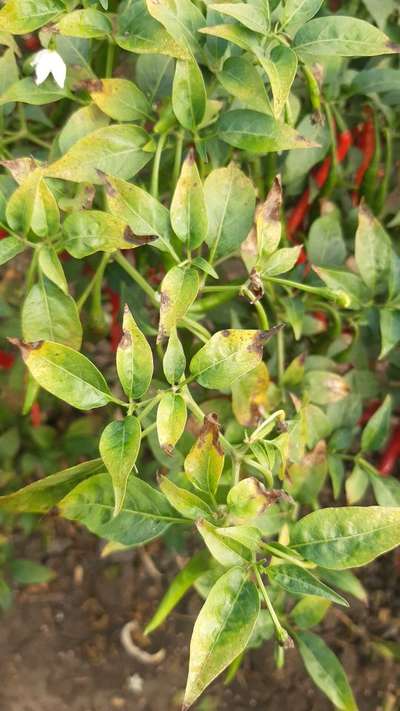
[{"x1": 1, "y1": 0, "x2": 400, "y2": 708}]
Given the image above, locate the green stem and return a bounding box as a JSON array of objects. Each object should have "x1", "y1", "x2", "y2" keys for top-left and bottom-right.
[
  {"x1": 265, "y1": 275, "x2": 339, "y2": 302},
  {"x1": 180, "y1": 316, "x2": 211, "y2": 343},
  {"x1": 151, "y1": 132, "x2": 168, "y2": 199},
  {"x1": 115, "y1": 252, "x2": 159, "y2": 306},
  {"x1": 139, "y1": 392, "x2": 163, "y2": 422},
  {"x1": 105, "y1": 40, "x2": 116, "y2": 78},
  {"x1": 242, "y1": 286, "x2": 270, "y2": 329},
  {"x1": 173, "y1": 130, "x2": 184, "y2": 187},
  {"x1": 182, "y1": 385, "x2": 236, "y2": 456},
  {"x1": 25, "y1": 250, "x2": 39, "y2": 291},
  {"x1": 77, "y1": 253, "x2": 109, "y2": 312},
  {"x1": 254, "y1": 566, "x2": 289, "y2": 646},
  {"x1": 141, "y1": 421, "x2": 157, "y2": 439},
  {"x1": 276, "y1": 326, "x2": 285, "y2": 386}
]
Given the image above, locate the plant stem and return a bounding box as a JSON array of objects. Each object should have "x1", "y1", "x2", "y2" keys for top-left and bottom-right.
[
  {"x1": 25, "y1": 250, "x2": 39, "y2": 291},
  {"x1": 115, "y1": 252, "x2": 159, "y2": 306},
  {"x1": 242, "y1": 286, "x2": 270, "y2": 329},
  {"x1": 276, "y1": 326, "x2": 285, "y2": 386},
  {"x1": 77, "y1": 253, "x2": 109, "y2": 312},
  {"x1": 254, "y1": 566, "x2": 288, "y2": 646},
  {"x1": 105, "y1": 40, "x2": 116, "y2": 78},
  {"x1": 173, "y1": 130, "x2": 184, "y2": 187},
  {"x1": 151, "y1": 132, "x2": 168, "y2": 199},
  {"x1": 138, "y1": 392, "x2": 163, "y2": 422},
  {"x1": 141, "y1": 421, "x2": 157, "y2": 439},
  {"x1": 180, "y1": 316, "x2": 211, "y2": 343}
]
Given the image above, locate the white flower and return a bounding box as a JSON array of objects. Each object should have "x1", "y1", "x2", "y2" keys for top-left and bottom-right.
[{"x1": 31, "y1": 49, "x2": 66, "y2": 89}]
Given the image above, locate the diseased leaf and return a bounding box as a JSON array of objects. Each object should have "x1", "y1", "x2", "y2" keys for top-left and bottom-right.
[
  {"x1": 56, "y1": 8, "x2": 112, "y2": 38},
  {"x1": 156, "y1": 392, "x2": 187, "y2": 454},
  {"x1": 257, "y1": 46, "x2": 298, "y2": 118},
  {"x1": 163, "y1": 327, "x2": 186, "y2": 385},
  {"x1": 38, "y1": 246, "x2": 68, "y2": 293},
  {"x1": 218, "y1": 56, "x2": 270, "y2": 114},
  {"x1": 190, "y1": 327, "x2": 281, "y2": 389},
  {"x1": 89, "y1": 78, "x2": 152, "y2": 122},
  {"x1": 158, "y1": 266, "x2": 199, "y2": 341},
  {"x1": 116, "y1": 0, "x2": 189, "y2": 59},
  {"x1": 17, "y1": 340, "x2": 113, "y2": 410},
  {"x1": 232, "y1": 362, "x2": 269, "y2": 428},
  {"x1": 6, "y1": 170, "x2": 60, "y2": 237},
  {"x1": 184, "y1": 413, "x2": 225, "y2": 495},
  {"x1": 45, "y1": 125, "x2": 154, "y2": 184},
  {"x1": 0, "y1": 0, "x2": 65, "y2": 34},
  {"x1": 183, "y1": 566, "x2": 260, "y2": 709},
  {"x1": 60, "y1": 473, "x2": 181, "y2": 546},
  {"x1": 22, "y1": 277, "x2": 82, "y2": 350},
  {"x1": 116, "y1": 305, "x2": 153, "y2": 400},
  {"x1": 0, "y1": 458, "x2": 104, "y2": 513},
  {"x1": 291, "y1": 506, "x2": 400, "y2": 569},
  {"x1": 0, "y1": 235, "x2": 25, "y2": 265},
  {"x1": 171, "y1": 149, "x2": 208, "y2": 250},
  {"x1": 209, "y1": 2, "x2": 268, "y2": 34},
  {"x1": 99, "y1": 416, "x2": 142, "y2": 516}
]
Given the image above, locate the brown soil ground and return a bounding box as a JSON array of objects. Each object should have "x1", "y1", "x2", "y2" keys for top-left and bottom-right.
[{"x1": 1, "y1": 518, "x2": 399, "y2": 711}]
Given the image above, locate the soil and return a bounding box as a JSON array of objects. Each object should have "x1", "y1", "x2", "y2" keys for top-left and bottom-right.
[{"x1": 0, "y1": 518, "x2": 399, "y2": 711}]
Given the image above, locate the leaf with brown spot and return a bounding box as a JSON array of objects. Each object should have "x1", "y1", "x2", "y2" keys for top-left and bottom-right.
[
  {"x1": 232, "y1": 361, "x2": 269, "y2": 428},
  {"x1": 116, "y1": 305, "x2": 153, "y2": 400},
  {"x1": 158, "y1": 266, "x2": 199, "y2": 342},
  {"x1": 184, "y1": 414, "x2": 225, "y2": 495},
  {"x1": 256, "y1": 177, "x2": 282, "y2": 267},
  {"x1": 156, "y1": 392, "x2": 187, "y2": 454}
]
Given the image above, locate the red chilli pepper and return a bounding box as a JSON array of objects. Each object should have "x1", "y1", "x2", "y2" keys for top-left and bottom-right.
[
  {"x1": 30, "y1": 402, "x2": 42, "y2": 428},
  {"x1": 351, "y1": 109, "x2": 375, "y2": 205},
  {"x1": 287, "y1": 129, "x2": 353, "y2": 241},
  {"x1": 0, "y1": 350, "x2": 15, "y2": 369},
  {"x1": 22, "y1": 33, "x2": 41, "y2": 52},
  {"x1": 0, "y1": 229, "x2": 8, "y2": 240},
  {"x1": 378, "y1": 424, "x2": 400, "y2": 477},
  {"x1": 358, "y1": 400, "x2": 381, "y2": 426}
]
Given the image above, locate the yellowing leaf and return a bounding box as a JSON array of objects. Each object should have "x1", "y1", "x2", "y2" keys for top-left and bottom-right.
[{"x1": 184, "y1": 413, "x2": 225, "y2": 494}]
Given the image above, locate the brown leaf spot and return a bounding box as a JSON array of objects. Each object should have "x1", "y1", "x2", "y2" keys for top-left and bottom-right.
[
  {"x1": 198, "y1": 413, "x2": 224, "y2": 456},
  {"x1": 7, "y1": 337, "x2": 43, "y2": 360},
  {"x1": 123, "y1": 227, "x2": 157, "y2": 245},
  {"x1": 75, "y1": 78, "x2": 104, "y2": 92},
  {"x1": 118, "y1": 332, "x2": 131, "y2": 350},
  {"x1": 161, "y1": 444, "x2": 174, "y2": 457}
]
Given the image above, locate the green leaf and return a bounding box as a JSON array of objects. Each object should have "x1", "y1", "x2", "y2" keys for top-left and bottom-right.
[
  {"x1": 19, "y1": 340, "x2": 113, "y2": 410},
  {"x1": 58, "y1": 104, "x2": 110, "y2": 154},
  {"x1": 204, "y1": 163, "x2": 256, "y2": 259},
  {"x1": 257, "y1": 46, "x2": 298, "y2": 118},
  {"x1": 116, "y1": 0, "x2": 189, "y2": 59},
  {"x1": 355, "y1": 203, "x2": 392, "y2": 294},
  {"x1": 6, "y1": 170, "x2": 60, "y2": 237},
  {"x1": 184, "y1": 413, "x2": 225, "y2": 495},
  {"x1": 200, "y1": 22, "x2": 259, "y2": 53},
  {"x1": 104, "y1": 175, "x2": 173, "y2": 253},
  {"x1": 163, "y1": 327, "x2": 186, "y2": 385},
  {"x1": 45, "y1": 125, "x2": 154, "y2": 184},
  {"x1": 308, "y1": 213, "x2": 346, "y2": 267},
  {"x1": 159, "y1": 475, "x2": 214, "y2": 520},
  {"x1": 197, "y1": 519, "x2": 251, "y2": 567},
  {"x1": 256, "y1": 177, "x2": 282, "y2": 262},
  {"x1": 99, "y1": 416, "x2": 142, "y2": 516},
  {"x1": 290, "y1": 596, "x2": 331, "y2": 630},
  {"x1": 218, "y1": 109, "x2": 318, "y2": 154},
  {"x1": 350, "y1": 67, "x2": 400, "y2": 96},
  {"x1": 172, "y1": 59, "x2": 207, "y2": 132},
  {"x1": 63, "y1": 210, "x2": 150, "y2": 258},
  {"x1": 209, "y1": 2, "x2": 268, "y2": 34},
  {"x1": 190, "y1": 327, "x2": 280, "y2": 389},
  {"x1": 0, "y1": 235, "x2": 25, "y2": 265},
  {"x1": 313, "y1": 266, "x2": 369, "y2": 310},
  {"x1": 156, "y1": 392, "x2": 187, "y2": 455},
  {"x1": 380, "y1": 309, "x2": 400, "y2": 359},
  {"x1": 0, "y1": 458, "x2": 104, "y2": 513},
  {"x1": 227, "y1": 477, "x2": 277, "y2": 523},
  {"x1": 191, "y1": 256, "x2": 218, "y2": 280},
  {"x1": 370, "y1": 474, "x2": 400, "y2": 507},
  {"x1": 296, "y1": 631, "x2": 358, "y2": 710},
  {"x1": 145, "y1": 550, "x2": 210, "y2": 634},
  {"x1": 318, "y1": 569, "x2": 367, "y2": 604},
  {"x1": 60, "y1": 473, "x2": 181, "y2": 546},
  {"x1": 232, "y1": 362, "x2": 270, "y2": 428},
  {"x1": 0, "y1": 0, "x2": 65, "y2": 34},
  {"x1": 183, "y1": 566, "x2": 260, "y2": 709},
  {"x1": 218, "y1": 56, "x2": 270, "y2": 114},
  {"x1": 116, "y1": 305, "x2": 154, "y2": 400},
  {"x1": 304, "y1": 370, "x2": 350, "y2": 405},
  {"x1": 38, "y1": 246, "x2": 68, "y2": 293},
  {"x1": 294, "y1": 16, "x2": 400, "y2": 57},
  {"x1": 281, "y1": 0, "x2": 323, "y2": 35},
  {"x1": 268, "y1": 563, "x2": 348, "y2": 606},
  {"x1": 345, "y1": 465, "x2": 369, "y2": 505},
  {"x1": 171, "y1": 149, "x2": 208, "y2": 250},
  {"x1": 361, "y1": 395, "x2": 391, "y2": 452},
  {"x1": 89, "y1": 78, "x2": 152, "y2": 122},
  {"x1": 56, "y1": 8, "x2": 112, "y2": 38},
  {"x1": 10, "y1": 559, "x2": 55, "y2": 585},
  {"x1": 146, "y1": 0, "x2": 204, "y2": 55},
  {"x1": 0, "y1": 77, "x2": 66, "y2": 106},
  {"x1": 22, "y1": 277, "x2": 82, "y2": 350},
  {"x1": 158, "y1": 266, "x2": 199, "y2": 341},
  {"x1": 261, "y1": 246, "x2": 301, "y2": 276},
  {"x1": 291, "y1": 506, "x2": 400, "y2": 569},
  {"x1": 0, "y1": 577, "x2": 13, "y2": 611}
]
